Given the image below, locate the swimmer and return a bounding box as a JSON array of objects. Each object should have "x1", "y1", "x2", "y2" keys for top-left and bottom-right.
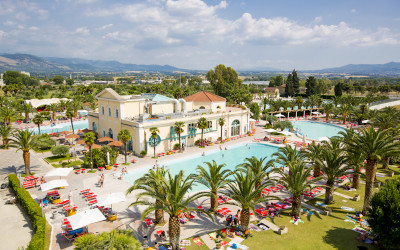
[
  {"x1": 219, "y1": 145, "x2": 222, "y2": 150},
  {"x1": 225, "y1": 147, "x2": 228, "y2": 150},
  {"x1": 222, "y1": 154, "x2": 224, "y2": 157}
]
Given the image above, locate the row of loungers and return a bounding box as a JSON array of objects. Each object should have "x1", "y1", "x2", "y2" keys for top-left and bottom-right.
[{"x1": 80, "y1": 189, "x2": 97, "y2": 205}]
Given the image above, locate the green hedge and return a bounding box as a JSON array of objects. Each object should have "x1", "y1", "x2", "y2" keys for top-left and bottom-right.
[{"x1": 8, "y1": 174, "x2": 47, "y2": 250}]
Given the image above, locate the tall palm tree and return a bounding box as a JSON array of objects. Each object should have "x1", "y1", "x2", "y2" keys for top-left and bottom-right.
[
  {"x1": 84, "y1": 132, "x2": 96, "y2": 171},
  {"x1": 346, "y1": 127, "x2": 400, "y2": 214},
  {"x1": 236, "y1": 156, "x2": 273, "y2": 198},
  {"x1": 196, "y1": 161, "x2": 231, "y2": 212},
  {"x1": 273, "y1": 145, "x2": 306, "y2": 175},
  {"x1": 118, "y1": 129, "x2": 131, "y2": 164},
  {"x1": 68, "y1": 98, "x2": 82, "y2": 117},
  {"x1": 218, "y1": 117, "x2": 225, "y2": 141},
  {"x1": 19, "y1": 103, "x2": 35, "y2": 122},
  {"x1": 295, "y1": 96, "x2": 304, "y2": 110},
  {"x1": 174, "y1": 121, "x2": 185, "y2": 152},
  {"x1": 149, "y1": 127, "x2": 160, "y2": 158},
  {"x1": 262, "y1": 97, "x2": 269, "y2": 111},
  {"x1": 0, "y1": 124, "x2": 14, "y2": 149},
  {"x1": 306, "y1": 143, "x2": 324, "y2": 177},
  {"x1": 273, "y1": 162, "x2": 323, "y2": 216},
  {"x1": 128, "y1": 171, "x2": 211, "y2": 250},
  {"x1": 222, "y1": 170, "x2": 274, "y2": 232},
  {"x1": 0, "y1": 105, "x2": 15, "y2": 125},
  {"x1": 59, "y1": 99, "x2": 67, "y2": 111},
  {"x1": 126, "y1": 166, "x2": 169, "y2": 224},
  {"x1": 32, "y1": 113, "x2": 44, "y2": 135},
  {"x1": 314, "y1": 144, "x2": 351, "y2": 204},
  {"x1": 197, "y1": 117, "x2": 208, "y2": 146},
  {"x1": 66, "y1": 106, "x2": 75, "y2": 134},
  {"x1": 10, "y1": 130, "x2": 37, "y2": 174},
  {"x1": 49, "y1": 103, "x2": 59, "y2": 121},
  {"x1": 323, "y1": 103, "x2": 333, "y2": 121},
  {"x1": 339, "y1": 104, "x2": 351, "y2": 124}
]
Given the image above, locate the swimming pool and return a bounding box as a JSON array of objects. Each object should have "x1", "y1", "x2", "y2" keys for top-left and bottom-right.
[
  {"x1": 30, "y1": 120, "x2": 89, "y2": 135},
  {"x1": 124, "y1": 143, "x2": 280, "y2": 192},
  {"x1": 291, "y1": 121, "x2": 345, "y2": 141}
]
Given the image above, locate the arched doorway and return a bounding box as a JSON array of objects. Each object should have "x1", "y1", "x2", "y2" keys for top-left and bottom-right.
[
  {"x1": 231, "y1": 120, "x2": 240, "y2": 137},
  {"x1": 108, "y1": 128, "x2": 113, "y2": 139},
  {"x1": 92, "y1": 122, "x2": 97, "y2": 132}
]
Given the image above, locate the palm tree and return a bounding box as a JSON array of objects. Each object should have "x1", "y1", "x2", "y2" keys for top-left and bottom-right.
[
  {"x1": 262, "y1": 97, "x2": 269, "y2": 111},
  {"x1": 68, "y1": 99, "x2": 82, "y2": 117},
  {"x1": 66, "y1": 106, "x2": 75, "y2": 134},
  {"x1": 197, "y1": 117, "x2": 208, "y2": 146},
  {"x1": 118, "y1": 129, "x2": 131, "y2": 164},
  {"x1": 346, "y1": 151, "x2": 364, "y2": 189},
  {"x1": 273, "y1": 145, "x2": 306, "y2": 175},
  {"x1": 218, "y1": 117, "x2": 225, "y2": 141},
  {"x1": 126, "y1": 166, "x2": 169, "y2": 224},
  {"x1": 10, "y1": 130, "x2": 37, "y2": 174},
  {"x1": 174, "y1": 121, "x2": 185, "y2": 152},
  {"x1": 314, "y1": 144, "x2": 351, "y2": 204},
  {"x1": 149, "y1": 127, "x2": 160, "y2": 158},
  {"x1": 222, "y1": 170, "x2": 274, "y2": 232},
  {"x1": 128, "y1": 171, "x2": 211, "y2": 250},
  {"x1": 32, "y1": 113, "x2": 44, "y2": 135},
  {"x1": 49, "y1": 103, "x2": 59, "y2": 121},
  {"x1": 84, "y1": 132, "x2": 96, "y2": 171},
  {"x1": 346, "y1": 127, "x2": 400, "y2": 214},
  {"x1": 196, "y1": 161, "x2": 231, "y2": 212},
  {"x1": 306, "y1": 143, "x2": 324, "y2": 177},
  {"x1": 19, "y1": 103, "x2": 35, "y2": 122},
  {"x1": 295, "y1": 96, "x2": 304, "y2": 110},
  {"x1": 0, "y1": 105, "x2": 15, "y2": 125},
  {"x1": 0, "y1": 124, "x2": 14, "y2": 149},
  {"x1": 323, "y1": 103, "x2": 333, "y2": 121},
  {"x1": 339, "y1": 104, "x2": 351, "y2": 124},
  {"x1": 236, "y1": 156, "x2": 273, "y2": 198},
  {"x1": 273, "y1": 163, "x2": 323, "y2": 216},
  {"x1": 59, "y1": 99, "x2": 67, "y2": 111}
]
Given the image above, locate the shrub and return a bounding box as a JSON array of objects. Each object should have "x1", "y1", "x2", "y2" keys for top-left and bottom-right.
[
  {"x1": 74, "y1": 229, "x2": 141, "y2": 249},
  {"x1": 195, "y1": 139, "x2": 201, "y2": 146},
  {"x1": 140, "y1": 150, "x2": 147, "y2": 157},
  {"x1": 83, "y1": 146, "x2": 117, "y2": 168},
  {"x1": 173, "y1": 143, "x2": 180, "y2": 150},
  {"x1": 8, "y1": 174, "x2": 46, "y2": 249},
  {"x1": 51, "y1": 145, "x2": 70, "y2": 157},
  {"x1": 34, "y1": 134, "x2": 56, "y2": 150},
  {"x1": 368, "y1": 177, "x2": 400, "y2": 249}
]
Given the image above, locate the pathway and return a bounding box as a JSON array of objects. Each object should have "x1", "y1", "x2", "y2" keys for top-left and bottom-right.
[
  {"x1": 301, "y1": 203, "x2": 325, "y2": 214},
  {"x1": 334, "y1": 191, "x2": 353, "y2": 200}
]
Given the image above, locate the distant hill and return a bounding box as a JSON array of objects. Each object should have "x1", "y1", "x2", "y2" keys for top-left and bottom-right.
[
  {"x1": 0, "y1": 53, "x2": 185, "y2": 73},
  {"x1": 311, "y1": 62, "x2": 400, "y2": 76}
]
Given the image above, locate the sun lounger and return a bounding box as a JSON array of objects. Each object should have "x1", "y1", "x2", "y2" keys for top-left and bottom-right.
[
  {"x1": 144, "y1": 218, "x2": 153, "y2": 227},
  {"x1": 276, "y1": 184, "x2": 285, "y2": 189},
  {"x1": 57, "y1": 199, "x2": 70, "y2": 206},
  {"x1": 80, "y1": 189, "x2": 90, "y2": 194},
  {"x1": 98, "y1": 167, "x2": 104, "y2": 171},
  {"x1": 24, "y1": 175, "x2": 38, "y2": 181},
  {"x1": 255, "y1": 208, "x2": 268, "y2": 217},
  {"x1": 86, "y1": 195, "x2": 97, "y2": 200},
  {"x1": 197, "y1": 206, "x2": 205, "y2": 211},
  {"x1": 23, "y1": 181, "x2": 35, "y2": 189},
  {"x1": 217, "y1": 209, "x2": 231, "y2": 216},
  {"x1": 270, "y1": 187, "x2": 280, "y2": 192},
  {"x1": 88, "y1": 199, "x2": 97, "y2": 205},
  {"x1": 75, "y1": 169, "x2": 81, "y2": 174},
  {"x1": 156, "y1": 230, "x2": 167, "y2": 241},
  {"x1": 83, "y1": 192, "x2": 94, "y2": 197}
]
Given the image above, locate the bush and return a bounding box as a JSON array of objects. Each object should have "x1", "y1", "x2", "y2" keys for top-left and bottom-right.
[
  {"x1": 195, "y1": 139, "x2": 201, "y2": 146},
  {"x1": 8, "y1": 174, "x2": 46, "y2": 249},
  {"x1": 140, "y1": 150, "x2": 147, "y2": 157},
  {"x1": 173, "y1": 143, "x2": 180, "y2": 150},
  {"x1": 51, "y1": 145, "x2": 70, "y2": 157},
  {"x1": 368, "y1": 177, "x2": 400, "y2": 249},
  {"x1": 74, "y1": 229, "x2": 141, "y2": 249},
  {"x1": 34, "y1": 134, "x2": 56, "y2": 150},
  {"x1": 83, "y1": 146, "x2": 117, "y2": 168}
]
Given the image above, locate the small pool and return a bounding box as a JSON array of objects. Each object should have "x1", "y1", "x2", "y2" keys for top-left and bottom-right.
[
  {"x1": 30, "y1": 120, "x2": 89, "y2": 135},
  {"x1": 124, "y1": 143, "x2": 280, "y2": 192},
  {"x1": 291, "y1": 121, "x2": 345, "y2": 141}
]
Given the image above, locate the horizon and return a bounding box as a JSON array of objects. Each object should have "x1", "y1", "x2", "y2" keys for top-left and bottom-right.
[{"x1": 0, "y1": 0, "x2": 399, "y2": 71}]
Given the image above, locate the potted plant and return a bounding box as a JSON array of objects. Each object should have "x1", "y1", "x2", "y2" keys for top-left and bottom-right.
[{"x1": 140, "y1": 150, "x2": 147, "y2": 158}]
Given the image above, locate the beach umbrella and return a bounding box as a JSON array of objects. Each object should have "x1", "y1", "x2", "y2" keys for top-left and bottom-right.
[
  {"x1": 108, "y1": 141, "x2": 123, "y2": 147},
  {"x1": 361, "y1": 120, "x2": 370, "y2": 124},
  {"x1": 45, "y1": 168, "x2": 73, "y2": 178},
  {"x1": 86, "y1": 144, "x2": 101, "y2": 149},
  {"x1": 81, "y1": 128, "x2": 92, "y2": 133},
  {"x1": 76, "y1": 139, "x2": 85, "y2": 145},
  {"x1": 264, "y1": 128, "x2": 277, "y2": 133},
  {"x1": 97, "y1": 192, "x2": 126, "y2": 208},
  {"x1": 280, "y1": 130, "x2": 293, "y2": 136},
  {"x1": 318, "y1": 137, "x2": 330, "y2": 141},
  {"x1": 65, "y1": 134, "x2": 80, "y2": 139},
  {"x1": 40, "y1": 179, "x2": 69, "y2": 192},
  {"x1": 98, "y1": 137, "x2": 113, "y2": 142},
  {"x1": 67, "y1": 208, "x2": 106, "y2": 230},
  {"x1": 274, "y1": 113, "x2": 285, "y2": 117},
  {"x1": 311, "y1": 111, "x2": 321, "y2": 115}
]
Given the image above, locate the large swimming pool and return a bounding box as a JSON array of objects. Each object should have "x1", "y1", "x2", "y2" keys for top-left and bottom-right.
[
  {"x1": 29, "y1": 120, "x2": 89, "y2": 135},
  {"x1": 124, "y1": 143, "x2": 280, "y2": 192},
  {"x1": 291, "y1": 121, "x2": 345, "y2": 141}
]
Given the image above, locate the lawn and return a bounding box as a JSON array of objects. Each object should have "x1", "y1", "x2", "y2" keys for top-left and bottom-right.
[
  {"x1": 44, "y1": 154, "x2": 73, "y2": 163},
  {"x1": 182, "y1": 165, "x2": 400, "y2": 250},
  {"x1": 51, "y1": 160, "x2": 83, "y2": 168}
]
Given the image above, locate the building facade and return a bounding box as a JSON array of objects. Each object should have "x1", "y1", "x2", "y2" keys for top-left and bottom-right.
[{"x1": 88, "y1": 88, "x2": 250, "y2": 156}]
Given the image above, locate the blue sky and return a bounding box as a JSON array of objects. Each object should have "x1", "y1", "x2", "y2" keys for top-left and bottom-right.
[{"x1": 0, "y1": 0, "x2": 399, "y2": 70}]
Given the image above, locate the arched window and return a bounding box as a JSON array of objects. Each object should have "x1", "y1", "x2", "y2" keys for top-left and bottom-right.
[
  {"x1": 231, "y1": 120, "x2": 240, "y2": 137},
  {"x1": 115, "y1": 108, "x2": 119, "y2": 118},
  {"x1": 217, "y1": 105, "x2": 221, "y2": 109},
  {"x1": 101, "y1": 106, "x2": 105, "y2": 115},
  {"x1": 108, "y1": 107, "x2": 112, "y2": 117},
  {"x1": 108, "y1": 128, "x2": 113, "y2": 139},
  {"x1": 199, "y1": 106, "x2": 205, "y2": 109},
  {"x1": 92, "y1": 122, "x2": 97, "y2": 132}
]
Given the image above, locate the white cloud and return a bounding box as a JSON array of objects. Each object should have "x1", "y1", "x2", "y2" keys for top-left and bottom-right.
[
  {"x1": 314, "y1": 16, "x2": 322, "y2": 23},
  {"x1": 0, "y1": 30, "x2": 5, "y2": 38},
  {"x1": 3, "y1": 21, "x2": 16, "y2": 26},
  {"x1": 96, "y1": 24, "x2": 113, "y2": 31},
  {"x1": 75, "y1": 27, "x2": 90, "y2": 35},
  {"x1": 351, "y1": 9, "x2": 357, "y2": 13},
  {"x1": 29, "y1": 26, "x2": 39, "y2": 31}
]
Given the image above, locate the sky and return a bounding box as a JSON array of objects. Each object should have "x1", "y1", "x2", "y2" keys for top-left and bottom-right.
[{"x1": 0, "y1": 0, "x2": 399, "y2": 71}]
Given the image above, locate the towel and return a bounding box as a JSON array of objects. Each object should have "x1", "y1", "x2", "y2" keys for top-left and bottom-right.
[
  {"x1": 344, "y1": 219, "x2": 356, "y2": 224},
  {"x1": 192, "y1": 237, "x2": 204, "y2": 246},
  {"x1": 376, "y1": 173, "x2": 386, "y2": 177},
  {"x1": 341, "y1": 206, "x2": 355, "y2": 211},
  {"x1": 256, "y1": 223, "x2": 269, "y2": 230},
  {"x1": 180, "y1": 240, "x2": 190, "y2": 246},
  {"x1": 316, "y1": 202, "x2": 328, "y2": 207},
  {"x1": 249, "y1": 223, "x2": 262, "y2": 232}
]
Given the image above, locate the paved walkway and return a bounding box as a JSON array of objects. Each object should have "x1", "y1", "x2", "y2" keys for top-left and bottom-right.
[
  {"x1": 370, "y1": 99, "x2": 400, "y2": 110},
  {"x1": 334, "y1": 191, "x2": 353, "y2": 199}
]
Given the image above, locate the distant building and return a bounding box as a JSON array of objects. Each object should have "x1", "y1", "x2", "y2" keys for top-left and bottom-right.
[
  {"x1": 243, "y1": 81, "x2": 270, "y2": 86},
  {"x1": 264, "y1": 87, "x2": 280, "y2": 98}
]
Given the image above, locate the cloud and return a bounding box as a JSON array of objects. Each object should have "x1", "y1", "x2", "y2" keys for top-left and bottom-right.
[
  {"x1": 96, "y1": 24, "x2": 113, "y2": 31},
  {"x1": 29, "y1": 26, "x2": 39, "y2": 31},
  {"x1": 75, "y1": 27, "x2": 90, "y2": 35},
  {"x1": 314, "y1": 16, "x2": 322, "y2": 23},
  {"x1": 351, "y1": 9, "x2": 357, "y2": 13},
  {"x1": 0, "y1": 30, "x2": 5, "y2": 38},
  {"x1": 3, "y1": 21, "x2": 16, "y2": 26},
  {"x1": 0, "y1": 0, "x2": 48, "y2": 19}
]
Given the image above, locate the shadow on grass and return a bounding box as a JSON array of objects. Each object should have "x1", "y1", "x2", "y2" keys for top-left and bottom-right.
[{"x1": 323, "y1": 226, "x2": 375, "y2": 250}]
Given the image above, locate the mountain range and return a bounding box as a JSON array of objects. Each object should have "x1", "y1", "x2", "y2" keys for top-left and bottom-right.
[{"x1": 0, "y1": 53, "x2": 400, "y2": 76}]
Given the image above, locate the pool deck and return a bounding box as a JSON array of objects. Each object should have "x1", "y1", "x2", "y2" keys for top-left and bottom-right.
[{"x1": 0, "y1": 117, "x2": 348, "y2": 249}]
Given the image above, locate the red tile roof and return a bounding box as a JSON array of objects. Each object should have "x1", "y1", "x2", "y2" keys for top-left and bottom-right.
[{"x1": 184, "y1": 90, "x2": 226, "y2": 102}]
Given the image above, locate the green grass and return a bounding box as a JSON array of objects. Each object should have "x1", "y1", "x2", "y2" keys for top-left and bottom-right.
[
  {"x1": 21, "y1": 172, "x2": 35, "y2": 177},
  {"x1": 122, "y1": 163, "x2": 130, "y2": 166},
  {"x1": 44, "y1": 154, "x2": 72, "y2": 163},
  {"x1": 87, "y1": 170, "x2": 97, "y2": 173},
  {"x1": 33, "y1": 148, "x2": 51, "y2": 153},
  {"x1": 51, "y1": 160, "x2": 83, "y2": 168}
]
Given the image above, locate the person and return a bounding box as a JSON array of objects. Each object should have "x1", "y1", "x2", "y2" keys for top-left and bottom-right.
[
  {"x1": 40, "y1": 176, "x2": 46, "y2": 184},
  {"x1": 226, "y1": 214, "x2": 233, "y2": 226},
  {"x1": 100, "y1": 176, "x2": 104, "y2": 187},
  {"x1": 244, "y1": 229, "x2": 252, "y2": 239},
  {"x1": 160, "y1": 230, "x2": 166, "y2": 241},
  {"x1": 225, "y1": 147, "x2": 228, "y2": 150},
  {"x1": 202, "y1": 152, "x2": 205, "y2": 156},
  {"x1": 219, "y1": 145, "x2": 222, "y2": 150},
  {"x1": 182, "y1": 143, "x2": 185, "y2": 151},
  {"x1": 68, "y1": 191, "x2": 72, "y2": 202}
]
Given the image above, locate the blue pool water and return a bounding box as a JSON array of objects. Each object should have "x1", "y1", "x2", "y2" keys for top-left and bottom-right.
[
  {"x1": 291, "y1": 121, "x2": 345, "y2": 141},
  {"x1": 30, "y1": 120, "x2": 89, "y2": 135},
  {"x1": 124, "y1": 143, "x2": 280, "y2": 192}
]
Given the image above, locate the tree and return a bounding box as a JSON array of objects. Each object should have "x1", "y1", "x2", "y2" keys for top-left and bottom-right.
[
  {"x1": 292, "y1": 70, "x2": 300, "y2": 94},
  {"x1": 32, "y1": 113, "x2": 44, "y2": 135},
  {"x1": 305, "y1": 76, "x2": 317, "y2": 96},
  {"x1": 346, "y1": 127, "x2": 400, "y2": 214},
  {"x1": 52, "y1": 75, "x2": 64, "y2": 85},
  {"x1": 128, "y1": 171, "x2": 211, "y2": 250},
  {"x1": 206, "y1": 64, "x2": 240, "y2": 98},
  {"x1": 264, "y1": 114, "x2": 278, "y2": 127},
  {"x1": 19, "y1": 103, "x2": 34, "y2": 122},
  {"x1": 0, "y1": 105, "x2": 15, "y2": 125},
  {"x1": 236, "y1": 156, "x2": 273, "y2": 198},
  {"x1": 218, "y1": 117, "x2": 225, "y2": 141},
  {"x1": 295, "y1": 96, "x2": 303, "y2": 110},
  {"x1": 84, "y1": 132, "x2": 96, "y2": 171},
  {"x1": 323, "y1": 103, "x2": 333, "y2": 121},
  {"x1": 0, "y1": 124, "x2": 14, "y2": 149},
  {"x1": 273, "y1": 162, "x2": 323, "y2": 216},
  {"x1": 273, "y1": 120, "x2": 293, "y2": 131},
  {"x1": 10, "y1": 130, "x2": 37, "y2": 174},
  {"x1": 339, "y1": 104, "x2": 351, "y2": 124},
  {"x1": 196, "y1": 161, "x2": 231, "y2": 212},
  {"x1": 51, "y1": 145, "x2": 70, "y2": 157},
  {"x1": 127, "y1": 166, "x2": 169, "y2": 224},
  {"x1": 65, "y1": 79, "x2": 74, "y2": 86},
  {"x1": 197, "y1": 117, "x2": 208, "y2": 146},
  {"x1": 285, "y1": 73, "x2": 294, "y2": 96},
  {"x1": 306, "y1": 143, "x2": 323, "y2": 177},
  {"x1": 334, "y1": 82, "x2": 343, "y2": 97},
  {"x1": 222, "y1": 170, "x2": 273, "y2": 232},
  {"x1": 66, "y1": 106, "x2": 75, "y2": 134},
  {"x1": 68, "y1": 99, "x2": 83, "y2": 118},
  {"x1": 150, "y1": 127, "x2": 160, "y2": 158},
  {"x1": 118, "y1": 129, "x2": 131, "y2": 164},
  {"x1": 35, "y1": 134, "x2": 56, "y2": 150},
  {"x1": 273, "y1": 145, "x2": 305, "y2": 176},
  {"x1": 174, "y1": 121, "x2": 185, "y2": 152},
  {"x1": 49, "y1": 103, "x2": 59, "y2": 121},
  {"x1": 249, "y1": 103, "x2": 261, "y2": 120},
  {"x1": 74, "y1": 229, "x2": 141, "y2": 249},
  {"x1": 368, "y1": 177, "x2": 400, "y2": 249}
]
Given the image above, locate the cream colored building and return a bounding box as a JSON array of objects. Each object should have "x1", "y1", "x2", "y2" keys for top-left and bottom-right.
[{"x1": 88, "y1": 88, "x2": 250, "y2": 156}]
